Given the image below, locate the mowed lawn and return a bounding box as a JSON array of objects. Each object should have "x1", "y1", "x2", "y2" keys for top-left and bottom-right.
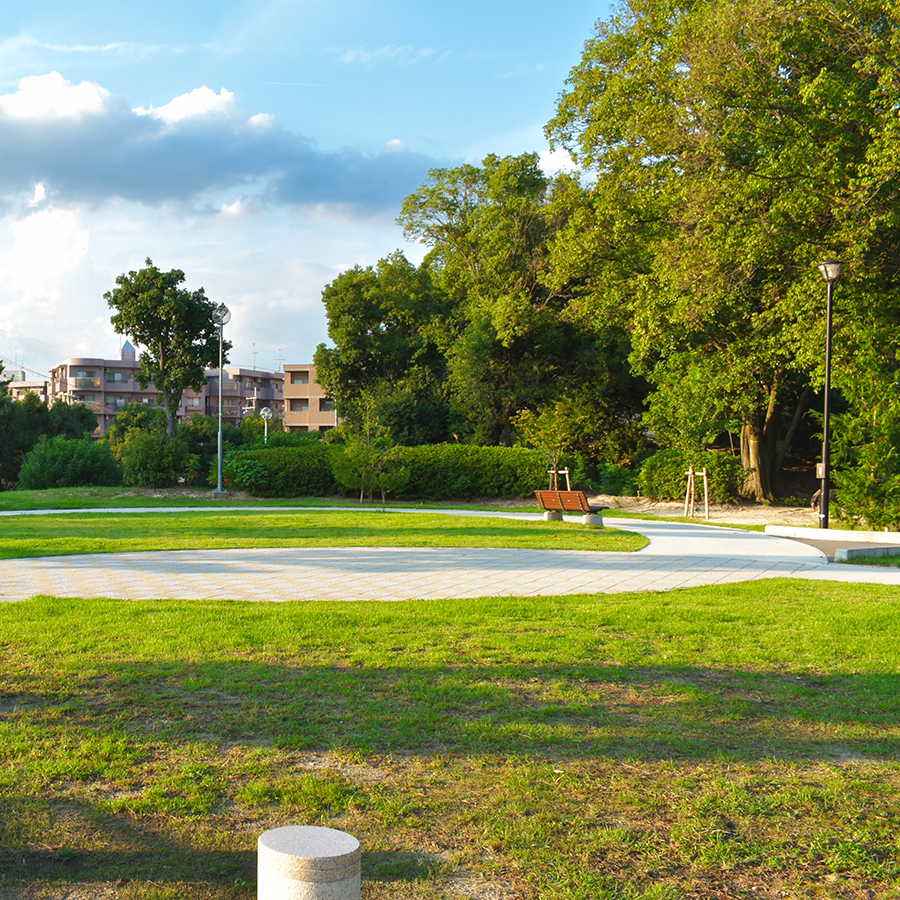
[
  {"x1": 0, "y1": 509, "x2": 647, "y2": 559},
  {"x1": 0, "y1": 509, "x2": 899, "y2": 899}
]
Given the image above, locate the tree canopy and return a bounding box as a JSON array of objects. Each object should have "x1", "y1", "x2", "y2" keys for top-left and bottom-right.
[
  {"x1": 317, "y1": 153, "x2": 647, "y2": 454},
  {"x1": 311, "y1": 0, "x2": 900, "y2": 506},
  {"x1": 106, "y1": 259, "x2": 230, "y2": 438},
  {"x1": 545, "y1": 0, "x2": 900, "y2": 498}
]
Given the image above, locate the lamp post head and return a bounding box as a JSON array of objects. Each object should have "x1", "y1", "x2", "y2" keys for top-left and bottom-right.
[
  {"x1": 817, "y1": 259, "x2": 845, "y2": 283},
  {"x1": 212, "y1": 304, "x2": 231, "y2": 326}
]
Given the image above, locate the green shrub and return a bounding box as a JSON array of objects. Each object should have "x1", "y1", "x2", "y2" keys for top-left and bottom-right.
[
  {"x1": 223, "y1": 445, "x2": 339, "y2": 497},
  {"x1": 594, "y1": 462, "x2": 640, "y2": 496},
  {"x1": 638, "y1": 448, "x2": 743, "y2": 503},
  {"x1": 18, "y1": 436, "x2": 122, "y2": 490},
  {"x1": 122, "y1": 432, "x2": 198, "y2": 488},
  {"x1": 390, "y1": 444, "x2": 547, "y2": 500},
  {"x1": 222, "y1": 442, "x2": 547, "y2": 500}
]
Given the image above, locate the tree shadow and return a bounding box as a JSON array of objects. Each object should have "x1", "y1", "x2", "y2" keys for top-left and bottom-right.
[
  {"x1": 4, "y1": 657, "x2": 899, "y2": 892},
  {"x1": 7, "y1": 658, "x2": 900, "y2": 761}
]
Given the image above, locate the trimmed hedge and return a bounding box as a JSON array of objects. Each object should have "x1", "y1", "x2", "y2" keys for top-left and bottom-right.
[
  {"x1": 638, "y1": 448, "x2": 743, "y2": 503},
  {"x1": 391, "y1": 444, "x2": 547, "y2": 500},
  {"x1": 223, "y1": 445, "x2": 339, "y2": 497},
  {"x1": 224, "y1": 443, "x2": 548, "y2": 500}
]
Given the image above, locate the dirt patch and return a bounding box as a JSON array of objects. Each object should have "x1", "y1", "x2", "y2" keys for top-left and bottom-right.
[{"x1": 597, "y1": 495, "x2": 818, "y2": 527}]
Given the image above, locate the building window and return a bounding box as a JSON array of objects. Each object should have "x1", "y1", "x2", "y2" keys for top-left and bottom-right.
[
  {"x1": 185, "y1": 397, "x2": 201, "y2": 407},
  {"x1": 106, "y1": 371, "x2": 130, "y2": 383},
  {"x1": 290, "y1": 399, "x2": 309, "y2": 412},
  {"x1": 320, "y1": 398, "x2": 335, "y2": 412},
  {"x1": 76, "y1": 370, "x2": 96, "y2": 379},
  {"x1": 290, "y1": 371, "x2": 310, "y2": 384}
]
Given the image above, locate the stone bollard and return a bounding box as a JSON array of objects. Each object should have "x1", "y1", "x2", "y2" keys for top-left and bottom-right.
[{"x1": 258, "y1": 826, "x2": 361, "y2": 900}]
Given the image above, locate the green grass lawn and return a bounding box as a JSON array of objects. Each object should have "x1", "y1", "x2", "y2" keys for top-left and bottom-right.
[
  {"x1": 2, "y1": 580, "x2": 900, "y2": 900},
  {"x1": 0, "y1": 509, "x2": 647, "y2": 559},
  {"x1": 0, "y1": 502, "x2": 897, "y2": 898}
]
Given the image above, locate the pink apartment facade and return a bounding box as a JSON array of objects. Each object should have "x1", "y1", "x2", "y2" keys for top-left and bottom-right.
[{"x1": 48, "y1": 342, "x2": 292, "y2": 436}]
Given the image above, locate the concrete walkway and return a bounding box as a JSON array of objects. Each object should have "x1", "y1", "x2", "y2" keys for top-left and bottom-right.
[{"x1": 2, "y1": 508, "x2": 900, "y2": 602}]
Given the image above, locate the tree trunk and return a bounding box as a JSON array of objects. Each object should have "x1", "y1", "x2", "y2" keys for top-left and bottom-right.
[
  {"x1": 162, "y1": 393, "x2": 176, "y2": 439},
  {"x1": 741, "y1": 414, "x2": 775, "y2": 501}
]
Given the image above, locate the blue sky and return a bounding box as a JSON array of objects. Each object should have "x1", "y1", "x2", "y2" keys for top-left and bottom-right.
[{"x1": 0, "y1": 0, "x2": 607, "y2": 378}]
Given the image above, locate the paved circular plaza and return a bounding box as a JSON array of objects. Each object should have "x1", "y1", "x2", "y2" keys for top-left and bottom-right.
[{"x1": 2, "y1": 509, "x2": 899, "y2": 602}]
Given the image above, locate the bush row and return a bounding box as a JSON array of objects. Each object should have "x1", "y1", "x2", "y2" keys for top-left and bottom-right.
[
  {"x1": 225, "y1": 443, "x2": 549, "y2": 500},
  {"x1": 15, "y1": 433, "x2": 745, "y2": 503}
]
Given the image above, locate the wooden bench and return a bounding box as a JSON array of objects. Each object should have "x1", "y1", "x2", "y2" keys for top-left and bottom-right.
[{"x1": 534, "y1": 490, "x2": 608, "y2": 526}]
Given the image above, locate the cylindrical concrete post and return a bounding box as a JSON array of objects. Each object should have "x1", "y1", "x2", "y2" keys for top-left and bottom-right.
[{"x1": 258, "y1": 826, "x2": 361, "y2": 900}]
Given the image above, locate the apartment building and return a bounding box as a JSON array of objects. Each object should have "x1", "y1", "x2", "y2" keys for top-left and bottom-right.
[
  {"x1": 283, "y1": 364, "x2": 337, "y2": 432},
  {"x1": 49, "y1": 343, "x2": 285, "y2": 435},
  {"x1": 4, "y1": 370, "x2": 50, "y2": 404},
  {"x1": 200, "y1": 368, "x2": 284, "y2": 422}
]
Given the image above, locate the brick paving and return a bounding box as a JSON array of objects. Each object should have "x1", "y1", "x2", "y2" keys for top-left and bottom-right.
[{"x1": 3, "y1": 511, "x2": 889, "y2": 603}]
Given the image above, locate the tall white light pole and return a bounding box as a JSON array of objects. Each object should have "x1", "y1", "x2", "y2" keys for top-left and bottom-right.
[
  {"x1": 816, "y1": 258, "x2": 844, "y2": 529},
  {"x1": 212, "y1": 303, "x2": 231, "y2": 496}
]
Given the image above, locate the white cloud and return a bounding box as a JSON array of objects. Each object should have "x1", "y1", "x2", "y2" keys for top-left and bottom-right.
[
  {"x1": 219, "y1": 198, "x2": 247, "y2": 218},
  {"x1": 0, "y1": 74, "x2": 440, "y2": 214},
  {"x1": 248, "y1": 112, "x2": 277, "y2": 129},
  {"x1": 0, "y1": 72, "x2": 113, "y2": 120},
  {"x1": 539, "y1": 146, "x2": 578, "y2": 174},
  {"x1": 29, "y1": 183, "x2": 46, "y2": 206},
  {"x1": 5, "y1": 206, "x2": 89, "y2": 297},
  {"x1": 134, "y1": 86, "x2": 238, "y2": 124}
]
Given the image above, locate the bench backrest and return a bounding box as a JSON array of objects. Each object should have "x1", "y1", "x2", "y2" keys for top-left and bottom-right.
[{"x1": 534, "y1": 490, "x2": 592, "y2": 512}]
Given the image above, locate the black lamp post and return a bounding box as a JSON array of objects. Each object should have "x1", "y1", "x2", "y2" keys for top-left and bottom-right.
[
  {"x1": 817, "y1": 258, "x2": 844, "y2": 529},
  {"x1": 212, "y1": 303, "x2": 231, "y2": 496}
]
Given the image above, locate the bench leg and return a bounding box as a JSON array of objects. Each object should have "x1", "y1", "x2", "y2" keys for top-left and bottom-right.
[
  {"x1": 543, "y1": 510, "x2": 563, "y2": 521},
  {"x1": 581, "y1": 514, "x2": 604, "y2": 526}
]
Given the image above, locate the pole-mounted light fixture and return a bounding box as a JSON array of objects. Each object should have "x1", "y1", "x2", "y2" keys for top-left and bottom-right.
[
  {"x1": 212, "y1": 303, "x2": 231, "y2": 496},
  {"x1": 816, "y1": 259, "x2": 844, "y2": 529},
  {"x1": 818, "y1": 258, "x2": 845, "y2": 284}
]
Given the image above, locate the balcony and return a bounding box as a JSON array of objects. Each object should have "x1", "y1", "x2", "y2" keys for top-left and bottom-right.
[{"x1": 74, "y1": 377, "x2": 100, "y2": 389}]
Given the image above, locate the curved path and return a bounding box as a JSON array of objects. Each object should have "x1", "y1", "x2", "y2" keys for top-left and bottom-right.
[{"x1": 2, "y1": 507, "x2": 899, "y2": 602}]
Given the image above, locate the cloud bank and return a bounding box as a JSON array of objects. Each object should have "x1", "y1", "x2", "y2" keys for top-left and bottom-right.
[{"x1": 0, "y1": 73, "x2": 442, "y2": 214}]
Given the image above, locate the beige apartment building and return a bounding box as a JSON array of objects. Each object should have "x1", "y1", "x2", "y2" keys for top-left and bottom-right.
[
  {"x1": 283, "y1": 364, "x2": 337, "y2": 432},
  {"x1": 4, "y1": 370, "x2": 50, "y2": 403},
  {"x1": 49, "y1": 342, "x2": 286, "y2": 435}
]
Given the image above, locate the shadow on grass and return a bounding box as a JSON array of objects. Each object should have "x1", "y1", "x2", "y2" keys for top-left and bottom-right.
[
  {"x1": 4, "y1": 656, "x2": 900, "y2": 894},
  {"x1": 0, "y1": 796, "x2": 434, "y2": 888},
  {"x1": 11, "y1": 658, "x2": 900, "y2": 762}
]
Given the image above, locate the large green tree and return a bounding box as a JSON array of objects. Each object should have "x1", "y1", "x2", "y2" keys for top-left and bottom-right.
[
  {"x1": 546, "y1": 0, "x2": 900, "y2": 498},
  {"x1": 106, "y1": 260, "x2": 230, "y2": 438},
  {"x1": 398, "y1": 152, "x2": 645, "y2": 447},
  {"x1": 314, "y1": 252, "x2": 453, "y2": 444}
]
